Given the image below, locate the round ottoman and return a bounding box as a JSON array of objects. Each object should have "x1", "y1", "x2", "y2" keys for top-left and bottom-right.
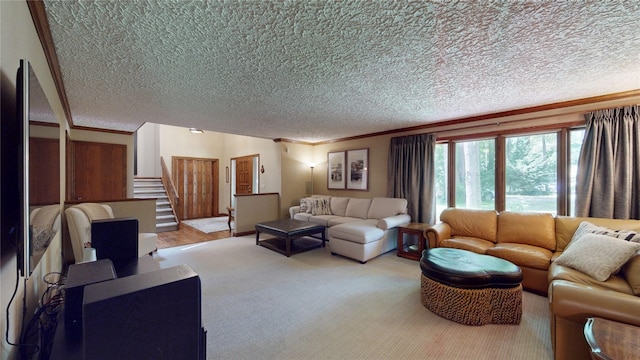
[{"x1": 420, "y1": 248, "x2": 523, "y2": 325}]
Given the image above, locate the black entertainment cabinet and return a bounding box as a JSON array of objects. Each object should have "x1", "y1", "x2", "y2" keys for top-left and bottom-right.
[{"x1": 50, "y1": 256, "x2": 206, "y2": 360}]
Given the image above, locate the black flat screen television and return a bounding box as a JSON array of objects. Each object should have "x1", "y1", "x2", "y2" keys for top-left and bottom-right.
[
  {"x1": 1, "y1": 59, "x2": 29, "y2": 277},
  {"x1": 1, "y1": 59, "x2": 58, "y2": 278}
]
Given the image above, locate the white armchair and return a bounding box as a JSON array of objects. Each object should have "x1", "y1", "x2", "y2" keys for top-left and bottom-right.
[{"x1": 65, "y1": 203, "x2": 158, "y2": 263}]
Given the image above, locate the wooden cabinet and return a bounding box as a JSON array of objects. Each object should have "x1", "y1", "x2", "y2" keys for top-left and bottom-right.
[
  {"x1": 67, "y1": 141, "x2": 126, "y2": 201},
  {"x1": 397, "y1": 223, "x2": 431, "y2": 261}
]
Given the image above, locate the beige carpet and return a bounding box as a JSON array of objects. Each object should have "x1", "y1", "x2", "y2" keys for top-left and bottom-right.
[{"x1": 154, "y1": 235, "x2": 553, "y2": 360}]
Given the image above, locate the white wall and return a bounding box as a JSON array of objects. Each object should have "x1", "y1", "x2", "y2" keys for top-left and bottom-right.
[
  {"x1": 1, "y1": 2, "x2": 66, "y2": 359},
  {"x1": 136, "y1": 122, "x2": 161, "y2": 177}
]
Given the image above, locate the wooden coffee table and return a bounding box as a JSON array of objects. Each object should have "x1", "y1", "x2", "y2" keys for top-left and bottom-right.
[
  {"x1": 584, "y1": 317, "x2": 640, "y2": 360},
  {"x1": 255, "y1": 219, "x2": 326, "y2": 257}
]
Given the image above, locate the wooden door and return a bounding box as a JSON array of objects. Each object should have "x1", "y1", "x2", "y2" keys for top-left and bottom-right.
[
  {"x1": 68, "y1": 141, "x2": 126, "y2": 201},
  {"x1": 235, "y1": 156, "x2": 254, "y2": 194},
  {"x1": 30, "y1": 137, "x2": 60, "y2": 205},
  {"x1": 173, "y1": 157, "x2": 219, "y2": 220}
]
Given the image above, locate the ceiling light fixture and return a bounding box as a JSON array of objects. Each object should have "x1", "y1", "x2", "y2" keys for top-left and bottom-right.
[{"x1": 189, "y1": 128, "x2": 204, "y2": 134}]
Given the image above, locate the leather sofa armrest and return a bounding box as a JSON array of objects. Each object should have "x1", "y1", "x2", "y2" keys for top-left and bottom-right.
[
  {"x1": 424, "y1": 222, "x2": 451, "y2": 249},
  {"x1": 289, "y1": 205, "x2": 301, "y2": 219},
  {"x1": 377, "y1": 214, "x2": 411, "y2": 230},
  {"x1": 549, "y1": 280, "x2": 640, "y2": 326}
]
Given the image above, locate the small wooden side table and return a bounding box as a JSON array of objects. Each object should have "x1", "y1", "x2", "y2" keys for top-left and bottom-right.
[
  {"x1": 397, "y1": 223, "x2": 431, "y2": 260},
  {"x1": 584, "y1": 317, "x2": 640, "y2": 360}
]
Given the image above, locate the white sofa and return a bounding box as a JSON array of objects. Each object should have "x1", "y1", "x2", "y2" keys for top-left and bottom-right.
[
  {"x1": 289, "y1": 196, "x2": 410, "y2": 263},
  {"x1": 65, "y1": 203, "x2": 158, "y2": 263}
]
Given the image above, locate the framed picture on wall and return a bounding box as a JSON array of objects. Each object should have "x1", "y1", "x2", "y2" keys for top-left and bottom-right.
[
  {"x1": 327, "y1": 151, "x2": 346, "y2": 189},
  {"x1": 346, "y1": 148, "x2": 369, "y2": 191}
]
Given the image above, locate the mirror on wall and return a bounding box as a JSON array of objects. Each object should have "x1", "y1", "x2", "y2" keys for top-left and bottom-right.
[{"x1": 27, "y1": 62, "x2": 61, "y2": 275}]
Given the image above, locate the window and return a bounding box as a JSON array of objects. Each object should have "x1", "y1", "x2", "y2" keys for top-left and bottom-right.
[
  {"x1": 434, "y1": 143, "x2": 448, "y2": 219},
  {"x1": 454, "y1": 139, "x2": 495, "y2": 210},
  {"x1": 433, "y1": 125, "x2": 585, "y2": 217},
  {"x1": 505, "y1": 133, "x2": 557, "y2": 214},
  {"x1": 569, "y1": 129, "x2": 585, "y2": 216}
]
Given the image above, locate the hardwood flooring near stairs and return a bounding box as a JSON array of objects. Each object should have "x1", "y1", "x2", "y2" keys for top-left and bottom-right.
[{"x1": 156, "y1": 224, "x2": 232, "y2": 249}]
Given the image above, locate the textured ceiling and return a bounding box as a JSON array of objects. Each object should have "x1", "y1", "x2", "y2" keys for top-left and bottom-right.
[{"x1": 43, "y1": 0, "x2": 640, "y2": 142}]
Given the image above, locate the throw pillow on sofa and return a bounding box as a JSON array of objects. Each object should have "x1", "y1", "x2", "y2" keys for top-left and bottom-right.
[
  {"x1": 299, "y1": 197, "x2": 313, "y2": 213},
  {"x1": 310, "y1": 198, "x2": 332, "y2": 216},
  {"x1": 568, "y1": 221, "x2": 640, "y2": 248},
  {"x1": 555, "y1": 233, "x2": 640, "y2": 281}
]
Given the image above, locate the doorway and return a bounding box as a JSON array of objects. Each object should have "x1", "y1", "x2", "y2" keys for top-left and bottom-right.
[
  {"x1": 172, "y1": 156, "x2": 219, "y2": 220},
  {"x1": 230, "y1": 154, "x2": 259, "y2": 209}
]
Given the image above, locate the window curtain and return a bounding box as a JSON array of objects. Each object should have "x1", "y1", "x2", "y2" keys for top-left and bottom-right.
[
  {"x1": 575, "y1": 105, "x2": 640, "y2": 219},
  {"x1": 387, "y1": 134, "x2": 436, "y2": 224}
]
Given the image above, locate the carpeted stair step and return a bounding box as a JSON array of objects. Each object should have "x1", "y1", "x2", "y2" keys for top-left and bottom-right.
[
  {"x1": 156, "y1": 221, "x2": 178, "y2": 232},
  {"x1": 134, "y1": 177, "x2": 178, "y2": 233}
]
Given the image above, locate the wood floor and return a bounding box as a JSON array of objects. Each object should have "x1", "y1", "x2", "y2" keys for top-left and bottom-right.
[{"x1": 156, "y1": 223, "x2": 234, "y2": 249}]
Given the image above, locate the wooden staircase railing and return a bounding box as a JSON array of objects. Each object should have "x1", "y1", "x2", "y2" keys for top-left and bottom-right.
[{"x1": 160, "y1": 156, "x2": 181, "y2": 223}]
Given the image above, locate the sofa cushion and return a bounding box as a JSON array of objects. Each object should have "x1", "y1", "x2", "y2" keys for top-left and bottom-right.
[
  {"x1": 308, "y1": 215, "x2": 340, "y2": 227},
  {"x1": 440, "y1": 237, "x2": 494, "y2": 254},
  {"x1": 345, "y1": 198, "x2": 372, "y2": 219},
  {"x1": 366, "y1": 197, "x2": 407, "y2": 219},
  {"x1": 554, "y1": 233, "x2": 640, "y2": 281},
  {"x1": 497, "y1": 211, "x2": 556, "y2": 251},
  {"x1": 330, "y1": 197, "x2": 350, "y2": 217},
  {"x1": 327, "y1": 217, "x2": 362, "y2": 227},
  {"x1": 549, "y1": 262, "x2": 634, "y2": 295},
  {"x1": 621, "y1": 254, "x2": 640, "y2": 295},
  {"x1": 486, "y1": 243, "x2": 553, "y2": 271},
  {"x1": 328, "y1": 220, "x2": 383, "y2": 244},
  {"x1": 440, "y1": 208, "x2": 498, "y2": 242}
]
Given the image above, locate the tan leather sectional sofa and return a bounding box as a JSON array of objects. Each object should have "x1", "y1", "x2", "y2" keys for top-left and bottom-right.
[{"x1": 424, "y1": 207, "x2": 640, "y2": 360}]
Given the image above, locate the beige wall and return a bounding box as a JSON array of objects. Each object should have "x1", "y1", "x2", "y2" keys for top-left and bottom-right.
[
  {"x1": 157, "y1": 124, "x2": 226, "y2": 173},
  {"x1": 280, "y1": 142, "x2": 314, "y2": 217},
  {"x1": 222, "y1": 133, "x2": 282, "y2": 209},
  {"x1": 138, "y1": 124, "x2": 282, "y2": 214},
  {"x1": 1, "y1": 2, "x2": 66, "y2": 359},
  {"x1": 234, "y1": 193, "x2": 280, "y2": 234},
  {"x1": 30, "y1": 124, "x2": 59, "y2": 139},
  {"x1": 102, "y1": 199, "x2": 157, "y2": 233}
]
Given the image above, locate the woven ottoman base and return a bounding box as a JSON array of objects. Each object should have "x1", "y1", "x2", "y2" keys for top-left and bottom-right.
[{"x1": 421, "y1": 274, "x2": 522, "y2": 325}]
